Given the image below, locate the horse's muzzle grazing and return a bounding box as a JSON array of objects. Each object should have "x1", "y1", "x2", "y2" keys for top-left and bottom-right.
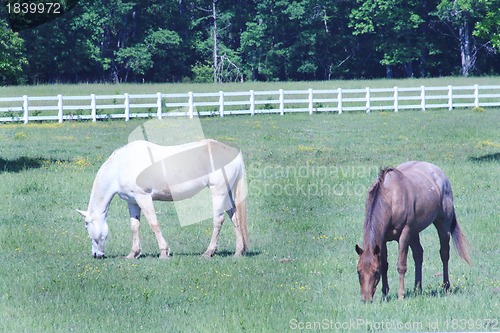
[
  {"x1": 360, "y1": 287, "x2": 375, "y2": 303},
  {"x1": 361, "y1": 294, "x2": 374, "y2": 303}
]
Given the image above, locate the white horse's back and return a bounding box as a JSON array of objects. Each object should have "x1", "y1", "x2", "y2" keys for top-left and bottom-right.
[{"x1": 112, "y1": 139, "x2": 243, "y2": 202}]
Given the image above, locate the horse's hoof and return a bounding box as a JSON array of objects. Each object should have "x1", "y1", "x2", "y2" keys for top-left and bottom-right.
[
  {"x1": 202, "y1": 251, "x2": 214, "y2": 258},
  {"x1": 159, "y1": 252, "x2": 171, "y2": 259},
  {"x1": 126, "y1": 251, "x2": 141, "y2": 259}
]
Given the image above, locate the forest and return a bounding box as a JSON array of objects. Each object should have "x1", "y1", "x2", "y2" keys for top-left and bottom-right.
[{"x1": 1, "y1": 0, "x2": 499, "y2": 85}]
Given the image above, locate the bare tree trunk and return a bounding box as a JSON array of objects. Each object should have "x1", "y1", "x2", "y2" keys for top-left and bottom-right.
[
  {"x1": 459, "y1": 20, "x2": 473, "y2": 77},
  {"x1": 386, "y1": 65, "x2": 393, "y2": 79},
  {"x1": 405, "y1": 62, "x2": 414, "y2": 78},
  {"x1": 110, "y1": 62, "x2": 120, "y2": 83},
  {"x1": 212, "y1": 0, "x2": 218, "y2": 83}
]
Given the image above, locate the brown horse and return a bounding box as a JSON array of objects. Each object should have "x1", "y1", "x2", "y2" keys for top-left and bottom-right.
[{"x1": 355, "y1": 161, "x2": 471, "y2": 302}]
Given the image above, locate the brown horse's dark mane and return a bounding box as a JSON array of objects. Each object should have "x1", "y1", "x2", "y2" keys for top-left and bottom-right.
[
  {"x1": 366, "y1": 168, "x2": 396, "y2": 215},
  {"x1": 364, "y1": 167, "x2": 401, "y2": 243}
]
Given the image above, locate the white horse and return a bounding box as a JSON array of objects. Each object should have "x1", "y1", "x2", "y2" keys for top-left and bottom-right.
[{"x1": 77, "y1": 139, "x2": 248, "y2": 259}]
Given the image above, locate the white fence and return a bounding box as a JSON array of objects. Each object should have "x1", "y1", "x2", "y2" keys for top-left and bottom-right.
[{"x1": 1, "y1": 84, "x2": 499, "y2": 124}]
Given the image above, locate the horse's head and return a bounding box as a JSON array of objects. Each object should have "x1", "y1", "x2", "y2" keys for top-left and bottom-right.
[
  {"x1": 77, "y1": 209, "x2": 108, "y2": 259},
  {"x1": 355, "y1": 244, "x2": 381, "y2": 303}
]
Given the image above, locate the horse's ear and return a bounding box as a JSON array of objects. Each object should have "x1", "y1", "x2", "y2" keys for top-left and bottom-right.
[
  {"x1": 76, "y1": 209, "x2": 88, "y2": 218},
  {"x1": 373, "y1": 245, "x2": 381, "y2": 256},
  {"x1": 355, "y1": 244, "x2": 364, "y2": 256}
]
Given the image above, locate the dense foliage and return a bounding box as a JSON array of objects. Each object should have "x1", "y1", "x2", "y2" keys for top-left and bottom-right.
[{"x1": 1, "y1": 0, "x2": 499, "y2": 84}]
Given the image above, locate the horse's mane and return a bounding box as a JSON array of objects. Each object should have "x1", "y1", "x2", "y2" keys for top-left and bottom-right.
[{"x1": 364, "y1": 167, "x2": 401, "y2": 232}]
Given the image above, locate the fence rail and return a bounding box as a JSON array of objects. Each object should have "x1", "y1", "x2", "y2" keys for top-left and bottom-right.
[{"x1": 1, "y1": 84, "x2": 499, "y2": 124}]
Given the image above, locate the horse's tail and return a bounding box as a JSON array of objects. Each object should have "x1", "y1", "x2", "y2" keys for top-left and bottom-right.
[
  {"x1": 450, "y1": 212, "x2": 472, "y2": 265},
  {"x1": 234, "y1": 159, "x2": 249, "y2": 254}
]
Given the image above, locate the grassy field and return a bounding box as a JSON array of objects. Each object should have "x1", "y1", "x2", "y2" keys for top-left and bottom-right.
[
  {"x1": 1, "y1": 76, "x2": 500, "y2": 97},
  {"x1": 0, "y1": 80, "x2": 499, "y2": 332}
]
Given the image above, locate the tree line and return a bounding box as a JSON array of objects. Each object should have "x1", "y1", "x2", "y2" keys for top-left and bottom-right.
[{"x1": 1, "y1": 0, "x2": 499, "y2": 85}]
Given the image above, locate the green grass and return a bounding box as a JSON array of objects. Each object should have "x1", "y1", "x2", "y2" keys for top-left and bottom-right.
[
  {"x1": 1, "y1": 91, "x2": 499, "y2": 332},
  {"x1": 1, "y1": 76, "x2": 499, "y2": 97}
]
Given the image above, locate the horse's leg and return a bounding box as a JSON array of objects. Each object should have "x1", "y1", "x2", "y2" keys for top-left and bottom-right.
[
  {"x1": 126, "y1": 203, "x2": 142, "y2": 259},
  {"x1": 227, "y1": 206, "x2": 244, "y2": 257},
  {"x1": 397, "y1": 227, "x2": 411, "y2": 300},
  {"x1": 134, "y1": 194, "x2": 170, "y2": 259},
  {"x1": 381, "y1": 242, "x2": 390, "y2": 298},
  {"x1": 436, "y1": 183, "x2": 458, "y2": 291},
  {"x1": 434, "y1": 221, "x2": 451, "y2": 291},
  {"x1": 202, "y1": 192, "x2": 226, "y2": 258},
  {"x1": 203, "y1": 213, "x2": 224, "y2": 258},
  {"x1": 409, "y1": 234, "x2": 424, "y2": 294}
]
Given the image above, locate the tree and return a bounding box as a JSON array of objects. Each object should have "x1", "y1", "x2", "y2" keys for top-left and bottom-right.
[
  {"x1": 20, "y1": 0, "x2": 189, "y2": 83},
  {"x1": 115, "y1": 29, "x2": 181, "y2": 82},
  {"x1": 434, "y1": 0, "x2": 488, "y2": 76},
  {"x1": 240, "y1": 0, "x2": 360, "y2": 81},
  {"x1": 473, "y1": 0, "x2": 500, "y2": 51},
  {"x1": 350, "y1": 0, "x2": 436, "y2": 78},
  {"x1": 294, "y1": 0, "x2": 362, "y2": 80},
  {"x1": 0, "y1": 23, "x2": 28, "y2": 84},
  {"x1": 187, "y1": 0, "x2": 246, "y2": 82}
]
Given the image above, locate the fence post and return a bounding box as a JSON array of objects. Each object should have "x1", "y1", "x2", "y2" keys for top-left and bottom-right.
[
  {"x1": 157, "y1": 92, "x2": 162, "y2": 119},
  {"x1": 420, "y1": 86, "x2": 426, "y2": 111},
  {"x1": 91, "y1": 94, "x2": 97, "y2": 122},
  {"x1": 279, "y1": 89, "x2": 284, "y2": 115},
  {"x1": 219, "y1": 91, "x2": 224, "y2": 117},
  {"x1": 188, "y1": 92, "x2": 194, "y2": 119},
  {"x1": 474, "y1": 84, "x2": 479, "y2": 107},
  {"x1": 448, "y1": 85, "x2": 453, "y2": 110},
  {"x1": 124, "y1": 93, "x2": 130, "y2": 121},
  {"x1": 394, "y1": 86, "x2": 399, "y2": 112},
  {"x1": 58, "y1": 94, "x2": 63, "y2": 123},
  {"x1": 365, "y1": 87, "x2": 371, "y2": 113},
  {"x1": 308, "y1": 88, "x2": 313, "y2": 115},
  {"x1": 337, "y1": 88, "x2": 342, "y2": 114},
  {"x1": 23, "y1": 95, "x2": 29, "y2": 124},
  {"x1": 250, "y1": 90, "x2": 255, "y2": 116}
]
